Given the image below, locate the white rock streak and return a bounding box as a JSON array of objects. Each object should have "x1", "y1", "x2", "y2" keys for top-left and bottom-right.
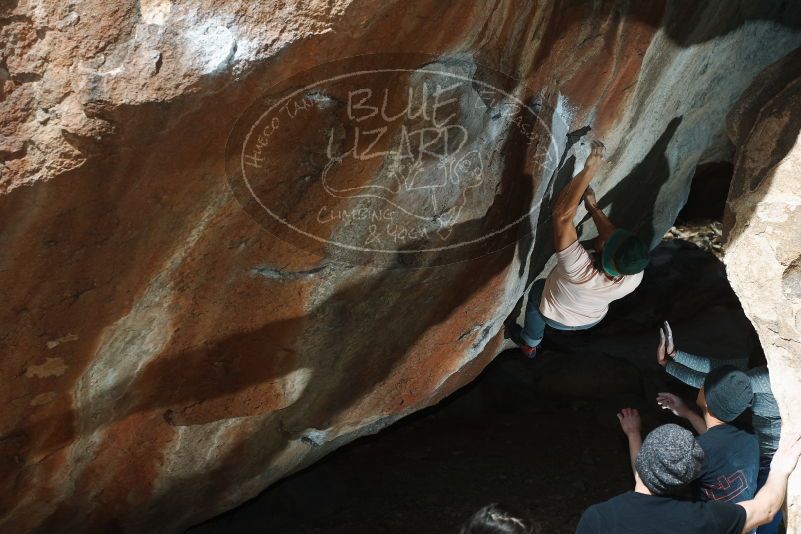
[
  {"x1": 140, "y1": 0, "x2": 172, "y2": 26},
  {"x1": 182, "y1": 16, "x2": 238, "y2": 74}
]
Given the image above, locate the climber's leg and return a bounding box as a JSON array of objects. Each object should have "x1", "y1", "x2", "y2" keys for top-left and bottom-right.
[
  {"x1": 521, "y1": 279, "x2": 548, "y2": 347},
  {"x1": 518, "y1": 277, "x2": 604, "y2": 357}
]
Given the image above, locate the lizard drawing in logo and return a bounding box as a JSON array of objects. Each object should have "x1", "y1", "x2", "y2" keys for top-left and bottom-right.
[{"x1": 320, "y1": 134, "x2": 485, "y2": 241}]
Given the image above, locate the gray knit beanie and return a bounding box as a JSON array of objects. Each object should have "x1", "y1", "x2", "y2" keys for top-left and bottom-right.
[
  {"x1": 703, "y1": 365, "x2": 754, "y2": 422},
  {"x1": 634, "y1": 424, "x2": 704, "y2": 495}
]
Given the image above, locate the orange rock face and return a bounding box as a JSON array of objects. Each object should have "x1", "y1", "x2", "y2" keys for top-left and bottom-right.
[{"x1": 2, "y1": 1, "x2": 801, "y2": 531}]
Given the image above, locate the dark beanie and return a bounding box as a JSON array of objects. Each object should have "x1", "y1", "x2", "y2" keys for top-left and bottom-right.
[
  {"x1": 635, "y1": 424, "x2": 704, "y2": 495},
  {"x1": 703, "y1": 365, "x2": 754, "y2": 422},
  {"x1": 602, "y1": 229, "x2": 650, "y2": 276}
]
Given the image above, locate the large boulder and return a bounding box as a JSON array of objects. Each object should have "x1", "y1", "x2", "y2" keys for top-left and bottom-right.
[
  {"x1": 724, "y1": 46, "x2": 801, "y2": 529},
  {"x1": 1, "y1": 1, "x2": 801, "y2": 531}
]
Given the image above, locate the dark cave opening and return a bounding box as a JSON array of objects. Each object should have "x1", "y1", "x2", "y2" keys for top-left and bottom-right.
[
  {"x1": 664, "y1": 160, "x2": 736, "y2": 267},
  {"x1": 188, "y1": 237, "x2": 765, "y2": 534},
  {"x1": 676, "y1": 161, "x2": 735, "y2": 224}
]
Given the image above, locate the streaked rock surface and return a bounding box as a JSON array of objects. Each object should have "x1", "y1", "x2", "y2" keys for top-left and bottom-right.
[{"x1": 2, "y1": 1, "x2": 801, "y2": 531}]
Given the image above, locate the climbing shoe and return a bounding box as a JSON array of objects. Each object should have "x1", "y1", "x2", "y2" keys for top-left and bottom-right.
[
  {"x1": 519, "y1": 343, "x2": 541, "y2": 359},
  {"x1": 505, "y1": 321, "x2": 541, "y2": 358}
]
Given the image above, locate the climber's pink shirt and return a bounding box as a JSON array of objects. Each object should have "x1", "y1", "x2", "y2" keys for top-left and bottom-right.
[{"x1": 539, "y1": 240, "x2": 643, "y2": 327}]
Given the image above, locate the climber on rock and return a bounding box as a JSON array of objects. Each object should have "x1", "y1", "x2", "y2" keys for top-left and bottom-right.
[
  {"x1": 576, "y1": 415, "x2": 801, "y2": 534},
  {"x1": 656, "y1": 321, "x2": 783, "y2": 534},
  {"x1": 511, "y1": 139, "x2": 650, "y2": 358}
]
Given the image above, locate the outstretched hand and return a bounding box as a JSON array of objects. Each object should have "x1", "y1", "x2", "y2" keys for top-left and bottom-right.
[
  {"x1": 617, "y1": 408, "x2": 641, "y2": 437},
  {"x1": 657, "y1": 321, "x2": 676, "y2": 367},
  {"x1": 656, "y1": 392, "x2": 689, "y2": 418},
  {"x1": 771, "y1": 429, "x2": 801, "y2": 476}
]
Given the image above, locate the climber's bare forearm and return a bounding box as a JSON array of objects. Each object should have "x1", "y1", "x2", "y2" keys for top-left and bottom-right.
[
  {"x1": 552, "y1": 164, "x2": 597, "y2": 223},
  {"x1": 552, "y1": 165, "x2": 598, "y2": 251},
  {"x1": 552, "y1": 141, "x2": 605, "y2": 252},
  {"x1": 589, "y1": 206, "x2": 616, "y2": 246}
]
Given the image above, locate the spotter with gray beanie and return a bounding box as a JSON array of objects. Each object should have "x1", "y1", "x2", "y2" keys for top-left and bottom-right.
[
  {"x1": 576, "y1": 411, "x2": 801, "y2": 534},
  {"x1": 510, "y1": 140, "x2": 650, "y2": 358}
]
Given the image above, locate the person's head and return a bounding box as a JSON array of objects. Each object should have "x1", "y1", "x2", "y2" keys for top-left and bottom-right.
[
  {"x1": 460, "y1": 503, "x2": 535, "y2": 534},
  {"x1": 634, "y1": 424, "x2": 704, "y2": 495},
  {"x1": 697, "y1": 365, "x2": 754, "y2": 422},
  {"x1": 600, "y1": 229, "x2": 650, "y2": 277}
]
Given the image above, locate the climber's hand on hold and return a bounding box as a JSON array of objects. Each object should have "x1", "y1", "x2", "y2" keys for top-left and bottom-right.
[
  {"x1": 585, "y1": 140, "x2": 605, "y2": 172},
  {"x1": 657, "y1": 321, "x2": 676, "y2": 367},
  {"x1": 617, "y1": 408, "x2": 641, "y2": 437},
  {"x1": 656, "y1": 392, "x2": 689, "y2": 418}
]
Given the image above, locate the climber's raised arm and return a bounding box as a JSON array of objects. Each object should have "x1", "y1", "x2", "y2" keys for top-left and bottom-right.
[
  {"x1": 552, "y1": 140, "x2": 605, "y2": 251},
  {"x1": 583, "y1": 186, "x2": 617, "y2": 252}
]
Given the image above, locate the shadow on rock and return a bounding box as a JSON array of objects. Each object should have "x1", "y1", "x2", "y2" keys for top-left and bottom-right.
[{"x1": 589, "y1": 116, "x2": 683, "y2": 247}]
